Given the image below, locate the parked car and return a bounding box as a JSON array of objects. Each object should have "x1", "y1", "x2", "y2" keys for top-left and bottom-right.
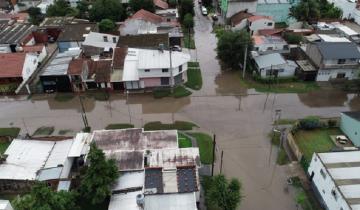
[
  {"x1": 171, "y1": 45, "x2": 182, "y2": 52},
  {"x1": 201, "y1": 6, "x2": 208, "y2": 16}
]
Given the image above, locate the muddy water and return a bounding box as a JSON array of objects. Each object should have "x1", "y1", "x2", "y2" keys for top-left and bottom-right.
[{"x1": 0, "y1": 6, "x2": 359, "y2": 210}]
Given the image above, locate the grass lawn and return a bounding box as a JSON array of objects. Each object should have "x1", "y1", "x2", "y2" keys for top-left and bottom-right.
[
  {"x1": 239, "y1": 76, "x2": 320, "y2": 93},
  {"x1": 54, "y1": 93, "x2": 75, "y2": 102},
  {"x1": 290, "y1": 177, "x2": 322, "y2": 210},
  {"x1": 0, "y1": 127, "x2": 20, "y2": 138},
  {"x1": 105, "y1": 123, "x2": 134, "y2": 130},
  {"x1": 294, "y1": 128, "x2": 341, "y2": 161},
  {"x1": 277, "y1": 148, "x2": 290, "y2": 165},
  {"x1": 153, "y1": 86, "x2": 192, "y2": 99},
  {"x1": 0, "y1": 83, "x2": 18, "y2": 93},
  {"x1": 189, "y1": 132, "x2": 213, "y2": 164},
  {"x1": 274, "y1": 118, "x2": 297, "y2": 125},
  {"x1": 188, "y1": 62, "x2": 200, "y2": 68},
  {"x1": 0, "y1": 141, "x2": 10, "y2": 154},
  {"x1": 183, "y1": 32, "x2": 196, "y2": 49},
  {"x1": 33, "y1": 126, "x2": 55, "y2": 136},
  {"x1": 178, "y1": 132, "x2": 192, "y2": 148},
  {"x1": 144, "y1": 121, "x2": 198, "y2": 131},
  {"x1": 185, "y1": 67, "x2": 203, "y2": 90}
]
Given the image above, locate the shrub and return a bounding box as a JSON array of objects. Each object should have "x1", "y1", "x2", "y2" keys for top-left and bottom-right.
[
  {"x1": 144, "y1": 121, "x2": 197, "y2": 130},
  {"x1": 327, "y1": 119, "x2": 337, "y2": 128},
  {"x1": 284, "y1": 33, "x2": 303, "y2": 44},
  {"x1": 253, "y1": 75, "x2": 298, "y2": 84},
  {"x1": 298, "y1": 116, "x2": 321, "y2": 130},
  {"x1": 153, "y1": 88, "x2": 171, "y2": 98}
]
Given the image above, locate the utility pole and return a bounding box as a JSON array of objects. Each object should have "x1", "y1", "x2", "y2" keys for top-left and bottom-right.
[
  {"x1": 79, "y1": 95, "x2": 88, "y2": 128},
  {"x1": 126, "y1": 90, "x2": 132, "y2": 124},
  {"x1": 211, "y1": 134, "x2": 216, "y2": 176},
  {"x1": 242, "y1": 43, "x2": 248, "y2": 79},
  {"x1": 169, "y1": 47, "x2": 174, "y2": 93},
  {"x1": 220, "y1": 150, "x2": 224, "y2": 174}
]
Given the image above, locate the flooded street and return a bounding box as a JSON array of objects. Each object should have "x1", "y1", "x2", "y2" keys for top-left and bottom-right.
[{"x1": 0, "y1": 6, "x2": 360, "y2": 210}]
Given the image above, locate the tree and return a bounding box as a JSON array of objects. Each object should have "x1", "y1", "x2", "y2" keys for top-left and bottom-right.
[
  {"x1": 319, "y1": 0, "x2": 342, "y2": 19},
  {"x1": 46, "y1": 0, "x2": 78, "y2": 17},
  {"x1": 129, "y1": 0, "x2": 155, "y2": 13},
  {"x1": 217, "y1": 30, "x2": 252, "y2": 69},
  {"x1": 12, "y1": 182, "x2": 78, "y2": 210},
  {"x1": 28, "y1": 7, "x2": 44, "y2": 25},
  {"x1": 183, "y1": 13, "x2": 194, "y2": 29},
  {"x1": 289, "y1": 0, "x2": 342, "y2": 22},
  {"x1": 89, "y1": 0, "x2": 126, "y2": 22},
  {"x1": 76, "y1": 0, "x2": 90, "y2": 19},
  {"x1": 99, "y1": 19, "x2": 116, "y2": 32},
  {"x1": 284, "y1": 33, "x2": 303, "y2": 44},
  {"x1": 205, "y1": 175, "x2": 242, "y2": 210},
  {"x1": 179, "y1": 0, "x2": 194, "y2": 20},
  {"x1": 79, "y1": 143, "x2": 119, "y2": 205}
]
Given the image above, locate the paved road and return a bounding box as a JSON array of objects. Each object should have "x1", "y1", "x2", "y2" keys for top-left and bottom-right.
[{"x1": 0, "y1": 7, "x2": 359, "y2": 210}]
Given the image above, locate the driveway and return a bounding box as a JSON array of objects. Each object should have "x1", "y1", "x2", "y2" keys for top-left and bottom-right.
[{"x1": 0, "y1": 6, "x2": 359, "y2": 210}]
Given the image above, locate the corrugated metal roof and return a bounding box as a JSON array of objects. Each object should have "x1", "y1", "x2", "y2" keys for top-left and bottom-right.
[
  {"x1": 314, "y1": 42, "x2": 360, "y2": 59},
  {"x1": 108, "y1": 191, "x2": 142, "y2": 210},
  {"x1": 37, "y1": 167, "x2": 63, "y2": 181},
  {"x1": 137, "y1": 48, "x2": 191, "y2": 69},
  {"x1": 144, "y1": 193, "x2": 197, "y2": 210},
  {"x1": 68, "y1": 133, "x2": 91, "y2": 157},
  {"x1": 42, "y1": 49, "x2": 81, "y2": 76},
  {"x1": 319, "y1": 151, "x2": 360, "y2": 164},
  {"x1": 148, "y1": 148, "x2": 200, "y2": 169},
  {"x1": 254, "y1": 53, "x2": 286, "y2": 69}
]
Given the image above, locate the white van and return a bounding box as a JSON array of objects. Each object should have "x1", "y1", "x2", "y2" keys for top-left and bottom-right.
[{"x1": 201, "y1": 6, "x2": 208, "y2": 15}]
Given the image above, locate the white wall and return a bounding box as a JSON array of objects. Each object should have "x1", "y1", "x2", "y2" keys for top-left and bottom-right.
[
  {"x1": 138, "y1": 64, "x2": 187, "y2": 78},
  {"x1": 22, "y1": 53, "x2": 39, "y2": 80},
  {"x1": 249, "y1": 19, "x2": 275, "y2": 35},
  {"x1": 259, "y1": 63, "x2": 296, "y2": 78},
  {"x1": 308, "y1": 154, "x2": 352, "y2": 210},
  {"x1": 316, "y1": 69, "x2": 359, "y2": 81},
  {"x1": 37, "y1": 46, "x2": 47, "y2": 62},
  {"x1": 226, "y1": 1, "x2": 257, "y2": 18},
  {"x1": 0, "y1": 45, "x2": 11, "y2": 53},
  {"x1": 120, "y1": 19, "x2": 158, "y2": 35},
  {"x1": 254, "y1": 42, "x2": 288, "y2": 54}
]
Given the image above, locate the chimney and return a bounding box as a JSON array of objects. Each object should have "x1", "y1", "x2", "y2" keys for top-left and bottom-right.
[{"x1": 103, "y1": 36, "x2": 108, "y2": 42}]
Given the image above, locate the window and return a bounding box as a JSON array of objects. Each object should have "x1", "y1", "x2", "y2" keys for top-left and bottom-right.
[
  {"x1": 267, "y1": 22, "x2": 273, "y2": 26},
  {"x1": 337, "y1": 73, "x2": 346, "y2": 79},
  {"x1": 320, "y1": 169, "x2": 326, "y2": 179},
  {"x1": 145, "y1": 69, "x2": 150, "y2": 72},
  {"x1": 179, "y1": 65, "x2": 183, "y2": 72},
  {"x1": 112, "y1": 37, "x2": 117, "y2": 43},
  {"x1": 162, "y1": 68, "x2": 169, "y2": 73},
  {"x1": 161, "y1": 77, "x2": 170, "y2": 85},
  {"x1": 167, "y1": 18, "x2": 171, "y2": 22},
  {"x1": 338, "y1": 59, "x2": 346, "y2": 64}
]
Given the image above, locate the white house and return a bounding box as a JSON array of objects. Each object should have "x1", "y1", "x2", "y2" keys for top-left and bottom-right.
[
  {"x1": 122, "y1": 48, "x2": 190, "y2": 90},
  {"x1": 22, "y1": 44, "x2": 47, "y2": 62},
  {"x1": 308, "y1": 150, "x2": 360, "y2": 210},
  {"x1": 248, "y1": 15, "x2": 274, "y2": 35},
  {"x1": 252, "y1": 35, "x2": 289, "y2": 56},
  {"x1": 253, "y1": 53, "x2": 297, "y2": 78},
  {"x1": 305, "y1": 42, "x2": 360, "y2": 81},
  {"x1": 82, "y1": 32, "x2": 119, "y2": 56}
]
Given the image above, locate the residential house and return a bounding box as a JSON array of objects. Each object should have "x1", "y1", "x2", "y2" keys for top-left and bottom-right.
[
  {"x1": 122, "y1": 48, "x2": 190, "y2": 90},
  {"x1": 248, "y1": 15, "x2": 274, "y2": 35},
  {"x1": 252, "y1": 35, "x2": 289, "y2": 56},
  {"x1": 82, "y1": 32, "x2": 119, "y2": 57},
  {"x1": 253, "y1": 53, "x2": 298, "y2": 78},
  {"x1": 110, "y1": 47, "x2": 127, "y2": 90},
  {"x1": 220, "y1": 0, "x2": 257, "y2": 18},
  {"x1": 308, "y1": 150, "x2": 360, "y2": 210},
  {"x1": 340, "y1": 112, "x2": 360, "y2": 147},
  {"x1": 57, "y1": 22, "x2": 98, "y2": 52},
  {"x1": 118, "y1": 33, "x2": 169, "y2": 49},
  {"x1": 40, "y1": 49, "x2": 81, "y2": 92},
  {"x1": 83, "y1": 59, "x2": 112, "y2": 89},
  {"x1": 0, "y1": 23, "x2": 36, "y2": 53},
  {"x1": 0, "y1": 52, "x2": 38, "y2": 93},
  {"x1": 22, "y1": 44, "x2": 47, "y2": 62},
  {"x1": 0, "y1": 133, "x2": 91, "y2": 192},
  {"x1": 91, "y1": 128, "x2": 201, "y2": 210},
  {"x1": 230, "y1": 11, "x2": 253, "y2": 30},
  {"x1": 305, "y1": 42, "x2": 360, "y2": 81},
  {"x1": 154, "y1": 0, "x2": 169, "y2": 10},
  {"x1": 295, "y1": 60, "x2": 317, "y2": 81},
  {"x1": 0, "y1": 200, "x2": 13, "y2": 210},
  {"x1": 333, "y1": 23, "x2": 360, "y2": 44},
  {"x1": 67, "y1": 58, "x2": 87, "y2": 92},
  {"x1": 256, "y1": 0, "x2": 299, "y2": 23}
]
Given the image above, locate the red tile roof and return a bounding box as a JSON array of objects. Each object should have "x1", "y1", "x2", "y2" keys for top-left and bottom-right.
[
  {"x1": 248, "y1": 15, "x2": 272, "y2": 22},
  {"x1": 0, "y1": 53, "x2": 26, "y2": 78},
  {"x1": 230, "y1": 11, "x2": 253, "y2": 26},
  {"x1": 88, "y1": 60, "x2": 112, "y2": 82},
  {"x1": 130, "y1": 9, "x2": 163, "y2": 23},
  {"x1": 113, "y1": 47, "x2": 127, "y2": 69},
  {"x1": 258, "y1": 29, "x2": 283, "y2": 36},
  {"x1": 154, "y1": 0, "x2": 169, "y2": 9},
  {"x1": 68, "y1": 58, "x2": 85, "y2": 75},
  {"x1": 22, "y1": 44, "x2": 45, "y2": 53}
]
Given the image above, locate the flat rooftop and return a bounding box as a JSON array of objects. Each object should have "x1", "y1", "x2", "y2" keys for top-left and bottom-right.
[{"x1": 144, "y1": 192, "x2": 197, "y2": 210}]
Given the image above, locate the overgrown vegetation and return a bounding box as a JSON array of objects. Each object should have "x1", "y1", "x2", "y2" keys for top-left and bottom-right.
[
  {"x1": 274, "y1": 118, "x2": 297, "y2": 125},
  {"x1": 129, "y1": 0, "x2": 155, "y2": 13},
  {"x1": 144, "y1": 121, "x2": 198, "y2": 131},
  {"x1": 289, "y1": 177, "x2": 322, "y2": 210},
  {"x1": 58, "y1": 129, "x2": 73, "y2": 135},
  {"x1": 89, "y1": 0, "x2": 126, "y2": 22},
  {"x1": 185, "y1": 64, "x2": 202, "y2": 90},
  {"x1": 28, "y1": 7, "x2": 44, "y2": 25},
  {"x1": 105, "y1": 123, "x2": 134, "y2": 130},
  {"x1": 33, "y1": 126, "x2": 55, "y2": 136},
  {"x1": 178, "y1": 132, "x2": 193, "y2": 148},
  {"x1": 0, "y1": 141, "x2": 10, "y2": 155},
  {"x1": 99, "y1": 19, "x2": 116, "y2": 32},
  {"x1": 173, "y1": 86, "x2": 192, "y2": 98},
  {"x1": 0, "y1": 127, "x2": 20, "y2": 138},
  {"x1": 289, "y1": 0, "x2": 342, "y2": 22},
  {"x1": 189, "y1": 132, "x2": 213, "y2": 164},
  {"x1": 153, "y1": 86, "x2": 192, "y2": 98},
  {"x1": 202, "y1": 175, "x2": 242, "y2": 210},
  {"x1": 284, "y1": 33, "x2": 304, "y2": 44},
  {"x1": 46, "y1": 0, "x2": 77, "y2": 17}
]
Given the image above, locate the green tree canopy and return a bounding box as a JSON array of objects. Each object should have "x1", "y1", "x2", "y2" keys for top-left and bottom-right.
[
  {"x1": 205, "y1": 175, "x2": 242, "y2": 210},
  {"x1": 217, "y1": 30, "x2": 252, "y2": 69},
  {"x1": 89, "y1": 0, "x2": 126, "y2": 22},
  {"x1": 46, "y1": 0, "x2": 78, "y2": 17},
  {"x1": 76, "y1": 0, "x2": 90, "y2": 19},
  {"x1": 179, "y1": 0, "x2": 194, "y2": 20},
  {"x1": 129, "y1": 0, "x2": 155, "y2": 13},
  {"x1": 183, "y1": 13, "x2": 194, "y2": 29},
  {"x1": 99, "y1": 19, "x2": 116, "y2": 32},
  {"x1": 28, "y1": 7, "x2": 44, "y2": 25},
  {"x1": 79, "y1": 143, "x2": 119, "y2": 205},
  {"x1": 12, "y1": 182, "x2": 78, "y2": 210},
  {"x1": 289, "y1": 0, "x2": 342, "y2": 22}
]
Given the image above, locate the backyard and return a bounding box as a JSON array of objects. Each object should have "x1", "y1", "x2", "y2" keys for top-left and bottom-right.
[
  {"x1": 189, "y1": 132, "x2": 214, "y2": 164},
  {"x1": 185, "y1": 62, "x2": 203, "y2": 90},
  {"x1": 294, "y1": 128, "x2": 341, "y2": 161}
]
